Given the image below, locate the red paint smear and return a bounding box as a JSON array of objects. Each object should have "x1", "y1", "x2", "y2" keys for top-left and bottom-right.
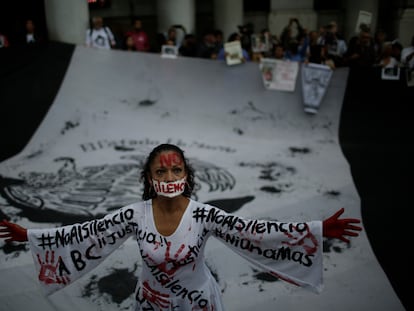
[{"x1": 159, "y1": 152, "x2": 182, "y2": 167}]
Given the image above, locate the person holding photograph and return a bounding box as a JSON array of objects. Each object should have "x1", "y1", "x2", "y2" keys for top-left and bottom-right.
[
  {"x1": 344, "y1": 24, "x2": 375, "y2": 68},
  {"x1": 216, "y1": 32, "x2": 250, "y2": 63},
  {"x1": 125, "y1": 17, "x2": 150, "y2": 52}
]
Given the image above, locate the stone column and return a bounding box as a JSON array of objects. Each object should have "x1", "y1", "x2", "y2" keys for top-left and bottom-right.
[
  {"x1": 213, "y1": 0, "x2": 243, "y2": 41},
  {"x1": 268, "y1": 0, "x2": 316, "y2": 39},
  {"x1": 398, "y1": 8, "x2": 414, "y2": 47},
  {"x1": 44, "y1": 0, "x2": 89, "y2": 45},
  {"x1": 156, "y1": 0, "x2": 195, "y2": 39}
]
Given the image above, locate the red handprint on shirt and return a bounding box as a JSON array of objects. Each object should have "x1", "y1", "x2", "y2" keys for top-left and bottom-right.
[
  {"x1": 147, "y1": 242, "x2": 192, "y2": 276},
  {"x1": 282, "y1": 224, "x2": 319, "y2": 255},
  {"x1": 37, "y1": 250, "x2": 70, "y2": 285},
  {"x1": 142, "y1": 280, "x2": 170, "y2": 309}
]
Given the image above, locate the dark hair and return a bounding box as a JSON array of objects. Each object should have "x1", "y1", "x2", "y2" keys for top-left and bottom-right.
[
  {"x1": 140, "y1": 144, "x2": 195, "y2": 200},
  {"x1": 213, "y1": 29, "x2": 223, "y2": 37},
  {"x1": 359, "y1": 23, "x2": 371, "y2": 33},
  {"x1": 227, "y1": 32, "x2": 239, "y2": 42}
]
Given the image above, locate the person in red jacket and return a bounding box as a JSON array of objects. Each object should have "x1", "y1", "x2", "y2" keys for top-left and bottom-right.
[{"x1": 125, "y1": 17, "x2": 150, "y2": 52}]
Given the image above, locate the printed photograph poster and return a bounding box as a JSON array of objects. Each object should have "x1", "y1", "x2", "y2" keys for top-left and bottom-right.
[
  {"x1": 251, "y1": 33, "x2": 270, "y2": 53},
  {"x1": 301, "y1": 63, "x2": 333, "y2": 114},
  {"x1": 224, "y1": 41, "x2": 243, "y2": 66},
  {"x1": 355, "y1": 10, "x2": 372, "y2": 33},
  {"x1": 259, "y1": 58, "x2": 299, "y2": 92},
  {"x1": 161, "y1": 45, "x2": 178, "y2": 59},
  {"x1": 381, "y1": 66, "x2": 400, "y2": 80}
]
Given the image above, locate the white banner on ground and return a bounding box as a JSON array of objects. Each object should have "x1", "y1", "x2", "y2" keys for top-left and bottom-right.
[{"x1": 0, "y1": 46, "x2": 404, "y2": 311}]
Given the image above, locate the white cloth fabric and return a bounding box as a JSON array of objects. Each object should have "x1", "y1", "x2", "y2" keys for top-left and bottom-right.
[{"x1": 27, "y1": 199, "x2": 323, "y2": 310}]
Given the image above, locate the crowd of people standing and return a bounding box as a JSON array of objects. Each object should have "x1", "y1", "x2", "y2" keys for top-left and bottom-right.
[
  {"x1": 1, "y1": 15, "x2": 413, "y2": 71},
  {"x1": 82, "y1": 15, "x2": 414, "y2": 71},
  {"x1": 0, "y1": 18, "x2": 47, "y2": 49}
]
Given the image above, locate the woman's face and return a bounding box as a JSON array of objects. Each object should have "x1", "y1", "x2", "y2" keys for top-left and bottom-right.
[
  {"x1": 134, "y1": 20, "x2": 142, "y2": 30},
  {"x1": 275, "y1": 46, "x2": 284, "y2": 58},
  {"x1": 93, "y1": 17, "x2": 103, "y2": 29},
  {"x1": 26, "y1": 20, "x2": 35, "y2": 33},
  {"x1": 149, "y1": 150, "x2": 186, "y2": 183}
]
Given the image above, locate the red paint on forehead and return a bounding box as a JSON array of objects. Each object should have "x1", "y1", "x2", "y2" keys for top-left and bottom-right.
[{"x1": 158, "y1": 152, "x2": 183, "y2": 167}]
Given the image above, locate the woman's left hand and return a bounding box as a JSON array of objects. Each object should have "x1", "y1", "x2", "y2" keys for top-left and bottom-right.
[{"x1": 322, "y1": 208, "x2": 362, "y2": 243}]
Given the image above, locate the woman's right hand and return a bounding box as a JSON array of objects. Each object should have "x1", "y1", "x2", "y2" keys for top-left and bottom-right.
[{"x1": 0, "y1": 220, "x2": 28, "y2": 243}]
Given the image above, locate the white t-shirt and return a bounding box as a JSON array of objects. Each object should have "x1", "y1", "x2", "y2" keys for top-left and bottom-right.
[
  {"x1": 26, "y1": 33, "x2": 35, "y2": 43},
  {"x1": 327, "y1": 39, "x2": 347, "y2": 56},
  {"x1": 28, "y1": 199, "x2": 323, "y2": 310},
  {"x1": 85, "y1": 27, "x2": 115, "y2": 49}
]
